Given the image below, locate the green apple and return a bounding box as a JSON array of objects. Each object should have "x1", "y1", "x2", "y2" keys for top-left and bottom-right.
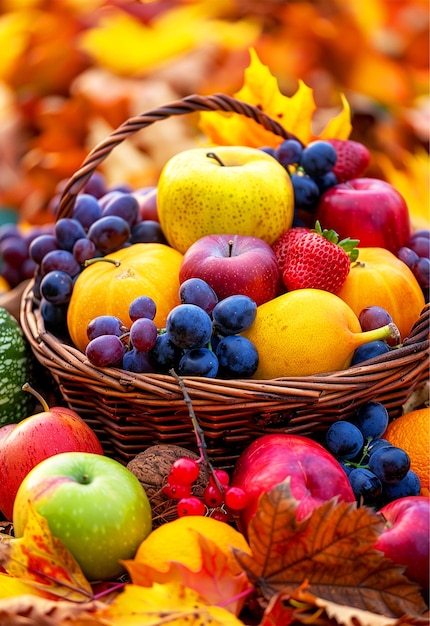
[
  {"x1": 13, "y1": 452, "x2": 152, "y2": 581},
  {"x1": 157, "y1": 146, "x2": 294, "y2": 253}
]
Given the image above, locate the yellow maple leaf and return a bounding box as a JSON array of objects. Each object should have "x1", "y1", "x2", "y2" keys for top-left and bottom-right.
[
  {"x1": 91, "y1": 582, "x2": 245, "y2": 626},
  {"x1": 198, "y1": 48, "x2": 352, "y2": 148},
  {"x1": 377, "y1": 148, "x2": 430, "y2": 232},
  {"x1": 0, "y1": 504, "x2": 93, "y2": 603},
  {"x1": 78, "y1": 5, "x2": 259, "y2": 77}
]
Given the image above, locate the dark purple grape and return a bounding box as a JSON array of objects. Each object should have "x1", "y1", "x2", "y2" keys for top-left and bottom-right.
[
  {"x1": 367, "y1": 439, "x2": 392, "y2": 456},
  {"x1": 87, "y1": 315, "x2": 126, "y2": 341},
  {"x1": 350, "y1": 401, "x2": 389, "y2": 440},
  {"x1": 179, "y1": 278, "x2": 218, "y2": 315},
  {"x1": 358, "y1": 306, "x2": 397, "y2": 346},
  {"x1": 215, "y1": 335, "x2": 259, "y2": 378},
  {"x1": 85, "y1": 335, "x2": 125, "y2": 367},
  {"x1": 177, "y1": 347, "x2": 219, "y2": 377},
  {"x1": 1, "y1": 263, "x2": 21, "y2": 288},
  {"x1": 274, "y1": 139, "x2": 303, "y2": 166},
  {"x1": 409, "y1": 229, "x2": 430, "y2": 241},
  {"x1": 408, "y1": 236, "x2": 430, "y2": 258},
  {"x1": 325, "y1": 421, "x2": 364, "y2": 460},
  {"x1": 166, "y1": 304, "x2": 213, "y2": 349},
  {"x1": 129, "y1": 296, "x2": 156, "y2": 321},
  {"x1": 130, "y1": 317, "x2": 158, "y2": 351},
  {"x1": 55, "y1": 218, "x2": 87, "y2": 251},
  {"x1": 348, "y1": 467, "x2": 382, "y2": 502},
  {"x1": 368, "y1": 445, "x2": 410, "y2": 483},
  {"x1": 87, "y1": 215, "x2": 130, "y2": 254},
  {"x1": 212, "y1": 295, "x2": 257, "y2": 336},
  {"x1": 381, "y1": 470, "x2": 421, "y2": 503},
  {"x1": 149, "y1": 332, "x2": 183, "y2": 372},
  {"x1": 314, "y1": 171, "x2": 338, "y2": 193},
  {"x1": 72, "y1": 194, "x2": 102, "y2": 230},
  {"x1": 40, "y1": 249, "x2": 81, "y2": 277},
  {"x1": 72, "y1": 237, "x2": 97, "y2": 265},
  {"x1": 300, "y1": 140, "x2": 337, "y2": 177},
  {"x1": 259, "y1": 146, "x2": 276, "y2": 157},
  {"x1": 291, "y1": 173, "x2": 320, "y2": 210},
  {"x1": 123, "y1": 348, "x2": 157, "y2": 373},
  {"x1": 21, "y1": 257, "x2": 37, "y2": 280},
  {"x1": 130, "y1": 220, "x2": 167, "y2": 244},
  {"x1": 40, "y1": 299, "x2": 69, "y2": 334},
  {"x1": 102, "y1": 193, "x2": 140, "y2": 226},
  {"x1": 351, "y1": 340, "x2": 390, "y2": 365},
  {"x1": 40, "y1": 270, "x2": 73, "y2": 304},
  {"x1": 82, "y1": 172, "x2": 108, "y2": 199},
  {"x1": 0, "y1": 223, "x2": 20, "y2": 243},
  {"x1": 398, "y1": 246, "x2": 420, "y2": 269},
  {"x1": 29, "y1": 234, "x2": 60, "y2": 264},
  {"x1": 0, "y1": 236, "x2": 28, "y2": 268},
  {"x1": 412, "y1": 257, "x2": 430, "y2": 288}
]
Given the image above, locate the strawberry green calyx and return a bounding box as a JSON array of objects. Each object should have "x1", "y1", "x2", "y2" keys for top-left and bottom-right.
[{"x1": 313, "y1": 221, "x2": 360, "y2": 263}]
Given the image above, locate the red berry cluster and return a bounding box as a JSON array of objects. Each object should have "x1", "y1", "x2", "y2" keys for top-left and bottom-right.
[{"x1": 162, "y1": 457, "x2": 248, "y2": 520}]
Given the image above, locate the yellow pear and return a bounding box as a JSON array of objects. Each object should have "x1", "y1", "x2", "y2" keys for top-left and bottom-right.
[{"x1": 242, "y1": 289, "x2": 398, "y2": 379}]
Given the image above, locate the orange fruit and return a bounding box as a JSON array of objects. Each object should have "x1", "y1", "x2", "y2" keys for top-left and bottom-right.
[
  {"x1": 132, "y1": 514, "x2": 251, "y2": 575},
  {"x1": 67, "y1": 243, "x2": 183, "y2": 352},
  {"x1": 337, "y1": 247, "x2": 425, "y2": 341},
  {"x1": 0, "y1": 276, "x2": 10, "y2": 294},
  {"x1": 384, "y1": 407, "x2": 430, "y2": 496}
]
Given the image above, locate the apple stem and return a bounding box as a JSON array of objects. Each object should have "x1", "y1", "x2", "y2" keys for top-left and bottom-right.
[
  {"x1": 169, "y1": 368, "x2": 224, "y2": 493},
  {"x1": 228, "y1": 239, "x2": 234, "y2": 257},
  {"x1": 206, "y1": 152, "x2": 226, "y2": 167},
  {"x1": 22, "y1": 382, "x2": 49, "y2": 412}
]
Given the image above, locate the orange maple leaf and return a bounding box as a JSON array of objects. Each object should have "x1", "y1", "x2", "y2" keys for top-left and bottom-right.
[
  {"x1": 198, "y1": 48, "x2": 352, "y2": 148},
  {"x1": 124, "y1": 531, "x2": 252, "y2": 616}
]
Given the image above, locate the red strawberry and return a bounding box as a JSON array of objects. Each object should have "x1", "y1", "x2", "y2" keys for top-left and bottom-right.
[
  {"x1": 326, "y1": 139, "x2": 371, "y2": 182},
  {"x1": 271, "y1": 226, "x2": 309, "y2": 273},
  {"x1": 282, "y1": 221, "x2": 359, "y2": 294}
]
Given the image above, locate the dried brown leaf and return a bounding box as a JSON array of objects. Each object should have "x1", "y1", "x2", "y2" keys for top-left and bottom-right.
[{"x1": 234, "y1": 479, "x2": 428, "y2": 620}]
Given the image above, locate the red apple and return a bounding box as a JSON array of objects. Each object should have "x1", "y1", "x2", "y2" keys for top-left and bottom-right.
[
  {"x1": 374, "y1": 496, "x2": 429, "y2": 598},
  {"x1": 231, "y1": 434, "x2": 355, "y2": 534},
  {"x1": 0, "y1": 387, "x2": 103, "y2": 521},
  {"x1": 315, "y1": 178, "x2": 411, "y2": 254},
  {"x1": 179, "y1": 234, "x2": 282, "y2": 305}
]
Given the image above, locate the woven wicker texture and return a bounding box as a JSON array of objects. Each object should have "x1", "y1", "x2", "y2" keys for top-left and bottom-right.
[{"x1": 20, "y1": 94, "x2": 430, "y2": 467}]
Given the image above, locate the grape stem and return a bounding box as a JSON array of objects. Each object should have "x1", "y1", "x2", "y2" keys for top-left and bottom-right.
[{"x1": 169, "y1": 368, "x2": 224, "y2": 493}]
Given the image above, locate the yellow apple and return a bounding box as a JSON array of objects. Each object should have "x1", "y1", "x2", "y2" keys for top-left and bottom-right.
[{"x1": 157, "y1": 146, "x2": 294, "y2": 253}]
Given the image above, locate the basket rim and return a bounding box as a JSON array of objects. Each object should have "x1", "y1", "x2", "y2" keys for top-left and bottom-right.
[{"x1": 20, "y1": 279, "x2": 430, "y2": 403}]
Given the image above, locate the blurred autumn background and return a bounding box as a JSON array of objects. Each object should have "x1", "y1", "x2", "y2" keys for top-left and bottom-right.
[{"x1": 0, "y1": 0, "x2": 428, "y2": 229}]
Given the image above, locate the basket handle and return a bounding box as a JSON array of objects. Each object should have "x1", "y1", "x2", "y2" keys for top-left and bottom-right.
[{"x1": 56, "y1": 93, "x2": 299, "y2": 221}]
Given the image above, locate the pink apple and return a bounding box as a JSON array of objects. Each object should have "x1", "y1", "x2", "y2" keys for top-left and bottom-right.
[
  {"x1": 0, "y1": 396, "x2": 103, "y2": 521},
  {"x1": 316, "y1": 178, "x2": 411, "y2": 254},
  {"x1": 374, "y1": 496, "x2": 429, "y2": 598},
  {"x1": 179, "y1": 234, "x2": 282, "y2": 305},
  {"x1": 231, "y1": 434, "x2": 355, "y2": 535}
]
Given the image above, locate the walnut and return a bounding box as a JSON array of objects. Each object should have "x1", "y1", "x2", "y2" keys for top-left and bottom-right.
[{"x1": 127, "y1": 444, "x2": 210, "y2": 526}]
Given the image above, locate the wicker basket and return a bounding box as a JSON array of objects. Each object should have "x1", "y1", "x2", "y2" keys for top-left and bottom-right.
[{"x1": 20, "y1": 93, "x2": 430, "y2": 468}]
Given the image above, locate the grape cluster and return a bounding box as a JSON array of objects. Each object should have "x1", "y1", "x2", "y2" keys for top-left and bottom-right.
[
  {"x1": 85, "y1": 278, "x2": 259, "y2": 379},
  {"x1": 29, "y1": 172, "x2": 166, "y2": 333},
  {"x1": 326, "y1": 401, "x2": 420, "y2": 507},
  {"x1": 397, "y1": 229, "x2": 430, "y2": 303},
  {"x1": 0, "y1": 222, "x2": 53, "y2": 289},
  {"x1": 163, "y1": 457, "x2": 248, "y2": 520},
  {"x1": 261, "y1": 139, "x2": 338, "y2": 224}
]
